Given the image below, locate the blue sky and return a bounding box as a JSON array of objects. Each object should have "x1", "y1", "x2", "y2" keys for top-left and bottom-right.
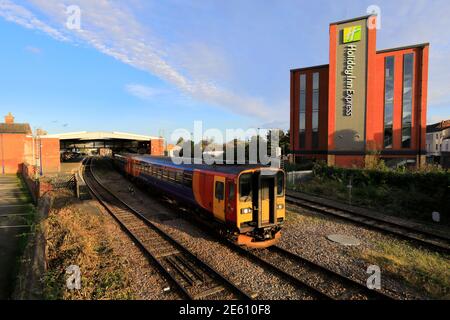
[{"x1": 0, "y1": 0, "x2": 449, "y2": 142}]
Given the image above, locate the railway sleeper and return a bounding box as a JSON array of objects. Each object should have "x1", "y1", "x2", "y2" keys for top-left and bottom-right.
[
  {"x1": 192, "y1": 285, "x2": 227, "y2": 300},
  {"x1": 166, "y1": 255, "x2": 203, "y2": 286}
]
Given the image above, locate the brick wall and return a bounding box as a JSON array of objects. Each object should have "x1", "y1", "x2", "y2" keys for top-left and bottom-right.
[
  {"x1": 149, "y1": 138, "x2": 164, "y2": 156},
  {"x1": 0, "y1": 134, "x2": 60, "y2": 174},
  {"x1": 0, "y1": 133, "x2": 27, "y2": 174},
  {"x1": 40, "y1": 137, "x2": 60, "y2": 173}
]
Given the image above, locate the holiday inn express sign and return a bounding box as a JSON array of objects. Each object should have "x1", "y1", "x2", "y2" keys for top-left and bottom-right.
[
  {"x1": 343, "y1": 26, "x2": 362, "y2": 43},
  {"x1": 334, "y1": 17, "x2": 368, "y2": 152},
  {"x1": 343, "y1": 25, "x2": 362, "y2": 116}
]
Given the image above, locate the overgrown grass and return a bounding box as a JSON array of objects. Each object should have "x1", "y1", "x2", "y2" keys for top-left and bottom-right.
[
  {"x1": 359, "y1": 240, "x2": 450, "y2": 299},
  {"x1": 43, "y1": 196, "x2": 134, "y2": 300}
]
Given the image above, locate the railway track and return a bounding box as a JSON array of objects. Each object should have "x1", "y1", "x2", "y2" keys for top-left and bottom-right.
[
  {"x1": 268, "y1": 246, "x2": 393, "y2": 299},
  {"x1": 286, "y1": 191, "x2": 450, "y2": 254},
  {"x1": 89, "y1": 158, "x2": 397, "y2": 300},
  {"x1": 83, "y1": 157, "x2": 252, "y2": 300},
  {"x1": 225, "y1": 242, "x2": 394, "y2": 300}
]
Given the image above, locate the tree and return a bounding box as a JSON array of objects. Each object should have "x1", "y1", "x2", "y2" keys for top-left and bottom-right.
[
  {"x1": 266, "y1": 129, "x2": 290, "y2": 156},
  {"x1": 176, "y1": 137, "x2": 184, "y2": 146}
]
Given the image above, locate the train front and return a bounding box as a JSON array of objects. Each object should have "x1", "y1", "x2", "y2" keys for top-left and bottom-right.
[{"x1": 235, "y1": 168, "x2": 285, "y2": 248}]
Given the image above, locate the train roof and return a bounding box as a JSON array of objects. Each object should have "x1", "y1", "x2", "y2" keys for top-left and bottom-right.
[{"x1": 119, "y1": 154, "x2": 278, "y2": 175}]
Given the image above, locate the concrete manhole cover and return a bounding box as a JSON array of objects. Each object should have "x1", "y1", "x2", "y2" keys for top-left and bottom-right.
[{"x1": 327, "y1": 234, "x2": 361, "y2": 246}]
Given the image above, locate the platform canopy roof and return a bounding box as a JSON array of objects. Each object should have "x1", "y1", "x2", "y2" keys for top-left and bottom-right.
[{"x1": 45, "y1": 131, "x2": 161, "y2": 141}]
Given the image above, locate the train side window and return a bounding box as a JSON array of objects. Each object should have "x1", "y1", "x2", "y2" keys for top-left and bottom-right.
[
  {"x1": 176, "y1": 171, "x2": 183, "y2": 183},
  {"x1": 277, "y1": 172, "x2": 284, "y2": 196},
  {"x1": 228, "y1": 183, "x2": 235, "y2": 200},
  {"x1": 239, "y1": 173, "x2": 252, "y2": 201},
  {"x1": 183, "y1": 172, "x2": 192, "y2": 187},
  {"x1": 215, "y1": 181, "x2": 224, "y2": 201}
]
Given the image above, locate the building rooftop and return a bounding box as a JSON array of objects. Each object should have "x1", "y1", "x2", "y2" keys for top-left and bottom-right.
[
  {"x1": 426, "y1": 120, "x2": 450, "y2": 133},
  {"x1": 0, "y1": 113, "x2": 32, "y2": 134},
  {"x1": 0, "y1": 123, "x2": 32, "y2": 134}
]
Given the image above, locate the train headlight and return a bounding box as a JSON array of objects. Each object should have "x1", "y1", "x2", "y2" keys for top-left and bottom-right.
[
  {"x1": 241, "y1": 208, "x2": 252, "y2": 214},
  {"x1": 277, "y1": 204, "x2": 284, "y2": 210}
]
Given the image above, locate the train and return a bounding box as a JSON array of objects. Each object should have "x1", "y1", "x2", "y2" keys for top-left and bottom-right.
[{"x1": 112, "y1": 154, "x2": 286, "y2": 248}]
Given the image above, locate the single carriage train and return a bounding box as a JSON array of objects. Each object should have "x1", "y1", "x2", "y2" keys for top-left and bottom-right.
[{"x1": 112, "y1": 154, "x2": 285, "y2": 248}]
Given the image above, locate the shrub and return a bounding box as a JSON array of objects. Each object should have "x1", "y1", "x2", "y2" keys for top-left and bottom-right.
[{"x1": 311, "y1": 162, "x2": 450, "y2": 218}]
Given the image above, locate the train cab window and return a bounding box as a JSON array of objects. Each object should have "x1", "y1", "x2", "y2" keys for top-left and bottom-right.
[
  {"x1": 215, "y1": 181, "x2": 224, "y2": 201},
  {"x1": 239, "y1": 173, "x2": 252, "y2": 201},
  {"x1": 276, "y1": 172, "x2": 284, "y2": 196}
]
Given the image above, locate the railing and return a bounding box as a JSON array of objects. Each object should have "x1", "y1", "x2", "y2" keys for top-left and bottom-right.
[
  {"x1": 286, "y1": 170, "x2": 313, "y2": 187},
  {"x1": 21, "y1": 163, "x2": 78, "y2": 201}
]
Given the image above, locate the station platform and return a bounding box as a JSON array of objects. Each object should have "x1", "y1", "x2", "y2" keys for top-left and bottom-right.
[{"x1": 60, "y1": 159, "x2": 84, "y2": 174}]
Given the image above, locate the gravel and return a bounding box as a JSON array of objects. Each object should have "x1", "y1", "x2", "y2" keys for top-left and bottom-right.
[
  {"x1": 281, "y1": 204, "x2": 426, "y2": 299},
  {"x1": 84, "y1": 196, "x2": 181, "y2": 300}
]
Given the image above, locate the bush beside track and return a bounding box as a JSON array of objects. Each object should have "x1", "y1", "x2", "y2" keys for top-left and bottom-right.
[{"x1": 291, "y1": 162, "x2": 450, "y2": 225}]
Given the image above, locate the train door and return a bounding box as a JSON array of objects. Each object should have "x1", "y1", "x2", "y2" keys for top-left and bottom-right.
[
  {"x1": 126, "y1": 158, "x2": 133, "y2": 175},
  {"x1": 213, "y1": 176, "x2": 226, "y2": 222},
  {"x1": 259, "y1": 175, "x2": 275, "y2": 226},
  {"x1": 225, "y1": 179, "x2": 236, "y2": 224}
]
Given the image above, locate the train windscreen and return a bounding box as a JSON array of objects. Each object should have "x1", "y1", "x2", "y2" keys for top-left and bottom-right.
[
  {"x1": 239, "y1": 173, "x2": 252, "y2": 201},
  {"x1": 276, "y1": 171, "x2": 284, "y2": 196}
]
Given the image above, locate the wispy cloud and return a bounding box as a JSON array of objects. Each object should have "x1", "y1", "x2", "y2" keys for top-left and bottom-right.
[
  {"x1": 0, "y1": 0, "x2": 69, "y2": 41},
  {"x1": 125, "y1": 84, "x2": 164, "y2": 101},
  {"x1": 0, "y1": 0, "x2": 274, "y2": 119},
  {"x1": 25, "y1": 45, "x2": 42, "y2": 54}
]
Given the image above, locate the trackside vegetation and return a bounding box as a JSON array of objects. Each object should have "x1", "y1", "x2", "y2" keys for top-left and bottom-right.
[{"x1": 290, "y1": 162, "x2": 450, "y2": 225}]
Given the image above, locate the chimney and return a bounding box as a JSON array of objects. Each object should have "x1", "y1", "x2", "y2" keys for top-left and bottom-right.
[{"x1": 4, "y1": 112, "x2": 14, "y2": 124}]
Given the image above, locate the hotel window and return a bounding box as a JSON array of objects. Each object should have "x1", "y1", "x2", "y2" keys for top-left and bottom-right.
[
  {"x1": 299, "y1": 74, "x2": 306, "y2": 148},
  {"x1": 312, "y1": 73, "x2": 320, "y2": 149},
  {"x1": 384, "y1": 57, "x2": 394, "y2": 148},
  {"x1": 402, "y1": 53, "x2": 414, "y2": 148}
]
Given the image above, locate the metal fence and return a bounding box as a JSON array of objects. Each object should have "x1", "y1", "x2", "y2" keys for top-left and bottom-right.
[
  {"x1": 45, "y1": 174, "x2": 76, "y2": 190},
  {"x1": 286, "y1": 171, "x2": 313, "y2": 186}
]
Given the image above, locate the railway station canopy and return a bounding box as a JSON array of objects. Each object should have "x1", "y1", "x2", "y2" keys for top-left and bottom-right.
[{"x1": 46, "y1": 131, "x2": 162, "y2": 155}]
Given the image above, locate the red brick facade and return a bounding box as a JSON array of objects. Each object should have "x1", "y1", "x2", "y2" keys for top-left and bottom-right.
[
  {"x1": 0, "y1": 114, "x2": 60, "y2": 174},
  {"x1": 149, "y1": 138, "x2": 165, "y2": 156},
  {"x1": 290, "y1": 16, "x2": 429, "y2": 168}
]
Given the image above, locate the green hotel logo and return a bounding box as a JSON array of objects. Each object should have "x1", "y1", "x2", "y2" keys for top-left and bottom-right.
[{"x1": 343, "y1": 26, "x2": 362, "y2": 43}]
